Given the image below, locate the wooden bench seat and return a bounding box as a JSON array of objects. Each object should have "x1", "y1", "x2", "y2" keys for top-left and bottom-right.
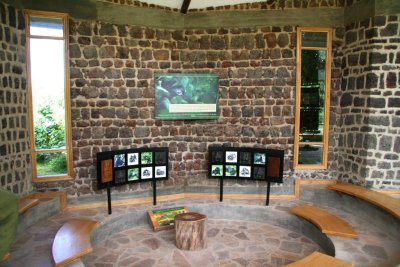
[
  {"x1": 2, "y1": 252, "x2": 10, "y2": 261},
  {"x1": 328, "y1": 183, "x2": 400, "y2": 219},
  {"x1": 285, "y1": 251, "x2": 353, "y2": 267},
  {"x1": 289, "y1": 204, "x2": 357, "y2": 238},
  {"x1": 52, "y1": 218, "x2": 100, "y2": 267},
  {"x1": 19, "y1": 197, "x2": 39, "y2": 214}
]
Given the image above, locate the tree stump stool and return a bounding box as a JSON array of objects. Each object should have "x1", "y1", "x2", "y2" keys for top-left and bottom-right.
[{"x1": 175, "y1": 212, "x2": 207, "y2": 250}]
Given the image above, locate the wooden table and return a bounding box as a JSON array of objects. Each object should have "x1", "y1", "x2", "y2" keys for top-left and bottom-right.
[{"x1": 175, "y1": 212, "x2": 207, "y2": 250}]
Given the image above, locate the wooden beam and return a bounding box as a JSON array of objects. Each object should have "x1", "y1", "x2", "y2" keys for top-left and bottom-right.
[{"x1": 180, "y1": 0, "x2": 191, "y2": 14}]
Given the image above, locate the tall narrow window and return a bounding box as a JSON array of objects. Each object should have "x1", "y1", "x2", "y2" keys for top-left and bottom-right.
[
  {"x1": 294, "y1": 27, "x2": 332, "y2": 169},
  {"x1": 25, "y1": 10, "x2": 73, "y2": 181}
]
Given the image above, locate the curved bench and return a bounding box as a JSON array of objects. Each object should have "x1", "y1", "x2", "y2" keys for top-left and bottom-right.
[
  {"x1": 19, "y1": 197, "x2": 39, "y2": 214},
  {"x1": 5, "y1": 195, "x2": 399, "y2": 267},
  {"x1": 284, "y1": 251, "x2": 353, "y2": 267},
  {"x1": 289, "y1": 204, "x2": 357, "y2": 238},
  {"x1": 52, "y1": 218, "x2": 100, "y2": 267},
  {"x1": 328, "y1": 183, "x2": 400, "y2": 219},
  {"x1": 2, "y1": 253, "x2": 10, "y2": 261}
]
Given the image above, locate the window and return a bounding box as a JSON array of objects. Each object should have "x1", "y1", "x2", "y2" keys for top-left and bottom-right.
[
  {"x1": 294, "y1": 27, "x2": 332, "y2": 169},
  {"x1": 25, "y1": 10, "x2": 73, "y2": 181}
]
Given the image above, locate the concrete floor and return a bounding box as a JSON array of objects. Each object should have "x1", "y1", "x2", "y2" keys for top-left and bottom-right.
[
  {"x1": 82, "y1": 219, "x2": 321, "y2": 266},
  {"x1": 1, "y1": 197, "x2": 399, "y2": 267}
]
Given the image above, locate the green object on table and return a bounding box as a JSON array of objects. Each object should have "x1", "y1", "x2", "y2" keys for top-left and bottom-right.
[{"x1": 0, "y1": 189, "x2": 19, "y2": 260}]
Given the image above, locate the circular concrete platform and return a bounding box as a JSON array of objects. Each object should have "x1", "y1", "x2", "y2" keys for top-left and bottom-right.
[{"x1": 82, "y1": 219, "x2": 323, "y2": 266}]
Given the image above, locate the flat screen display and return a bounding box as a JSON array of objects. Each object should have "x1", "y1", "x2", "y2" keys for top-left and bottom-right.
[{"x1": 154, "y1": 73, "x2": 219, "y2": 120}]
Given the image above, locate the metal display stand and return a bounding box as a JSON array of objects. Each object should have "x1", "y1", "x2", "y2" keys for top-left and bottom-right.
[
  {"x1": 97, "y1": 147, "x2": 169, "y2": 215},
  {"x1": 106, "y1": 178, "x2": 158, "y2": 215},
  {"x1": 219, "y1": 179, "x2": 273, "y2": 206},
  {"x1": 211, "y1": 146, "x2": 284, "y2": 206}
]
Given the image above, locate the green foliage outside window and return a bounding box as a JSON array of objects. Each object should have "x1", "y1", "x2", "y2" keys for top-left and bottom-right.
[{"x1": 34, "y1": 105, "x2": 67, "y2": 175}]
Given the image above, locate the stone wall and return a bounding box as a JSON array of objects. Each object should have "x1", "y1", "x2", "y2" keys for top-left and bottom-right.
[
  {"x1": 32, "y1": 19, "x2": 345, "y2": 198},
  {"x1": 1, "y1": 0, "x2": 398, "y2": 199},
  {"x1": 339, "y1": 14, "x2": 400, "y2": 188},
  {"x1": 0, "y1": 2, "x2": 32, "y2": 195}
]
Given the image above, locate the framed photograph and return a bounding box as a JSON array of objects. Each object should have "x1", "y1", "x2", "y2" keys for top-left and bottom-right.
[
  {"x1": 127, "y1": 168, "x2": 139, "y2": 181},
  {"x1": 141, "y1": 152, "x2": 153, "y2": 165},
  {"x1": 155, "y1": 151, "x2": 167, "y2": 165},
  {"x1": 267, "y1": 157, "x2": 281, "y2": 177},
  {"x1": 266, "y1": 153, "x2": 284, "y2": 183},
  {"x1": 154, "y1": 73, "x2": 219, "y2": 120},
  {"x1": 239, "y1": 166, "x2": 251, "y2": 178},
  {"x1": 127, "y1": 153, "x2": 139, "y2": 166},
  {"x1": 225, "y1": 165, "x2": 237, "y2": 177},
  {"x1": 97, "y1": 147, "x2": 169, "y2": 190},
  {"x1": 239, "y1": 152, "x2": 252, "y2": 164},
  {"x1": 211, "y1": 151, "x2": 224, "y2": 163},
  {"x1": 155, "y1": 166, "x2": 167, "y2": 178},
  {"x1": 141, "y1": 167, "x2": 153, "y2": 179},
  {"x1": 114, "y1": 154, "x2": 126, "y2": 168},
  {"x1": 211, "y1": 165, "x2": 223, "y2": 177},
  {"x1": 225, "y1": 151, "x2": 237, "y2": 163},
  {"x1": 207, "y1": 146, "x2": 284, "y2": 183},
  {"x1": 254, "y1": 166, "x2": 266, "y2": 180},
  {"x1": 114, "y1": 169, "x2": 126, "y2": 184},
  {"x1": 101, "y1": 159, "x2": 113, "y2": 183},
  {"x1": 254, "y1": 152, "x2": 266, "y2": 165}
]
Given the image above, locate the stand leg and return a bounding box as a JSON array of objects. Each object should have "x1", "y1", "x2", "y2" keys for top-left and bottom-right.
[
  {"x1": 153, "y1": 178, "x2": 157, "y2": 205},
  {"x1": 266, "y1": 182, "x2": 271, "y2": 206},
  {"x1": 219, "y1": 177, "x2": 223, "y2": 202},
  {"x1": 107, "y1": 184, "x2": 112, "y2": 214}
]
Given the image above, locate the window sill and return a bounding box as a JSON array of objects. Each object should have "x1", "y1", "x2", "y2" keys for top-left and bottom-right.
[
  {"x1": 33, "y1": 175, "x2": 74, "y2": 183},
  {"x1": 294, "y1": 164, "x2": 327, "y2": 170}
]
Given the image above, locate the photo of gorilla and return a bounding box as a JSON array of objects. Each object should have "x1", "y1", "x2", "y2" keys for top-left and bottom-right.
[{"x1": 154, "y1": 73, "x2": 219, "y2": 119}]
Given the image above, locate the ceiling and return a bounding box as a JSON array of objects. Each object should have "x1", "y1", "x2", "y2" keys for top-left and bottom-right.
[{"x1": 139, "y1": 0, "x2": 266, "y2": 10}]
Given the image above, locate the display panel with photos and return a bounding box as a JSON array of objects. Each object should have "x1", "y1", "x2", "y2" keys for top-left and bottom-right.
[
  {"x1": 97, "y1": 147, "x2": 169, "y2": 189},
  {"x1": 208, "y1": 146, "x2": 284, "y2": 183}
]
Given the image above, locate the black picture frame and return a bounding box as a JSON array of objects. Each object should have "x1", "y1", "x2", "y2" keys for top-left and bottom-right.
[
  {"x1": 211, "y1": 164, "x2": 223, "y2": 177},
  {"x1": 127, "y1": 167, "x2": 139, "y2": 181},
  {"x1": 225, "y1": 164, "x2": 237, "y2": 177},
  {"x1": 155, "y1": 151, "x2": 167, "y2": 165},
  {"x1": 114, "y1": 169, "x2": 126, "y2": 184},
  {"x1": 141, "y1": 151, "x2": 153, "y2": 165},
  {"x1": 239, "y1": 152, "x2": 252, "y2": 164},
  {"x1": 208, "y1": 146, "x2": 284, "y2": 183},
  {"x1": 141, "y1": 166, "x2": 153, "y2": 179},
  {"x1": 253, "y1": 166, "x2": 266, "y2": 180},
  {"x1": 155, "y1": 166, "x2": 167, "y2": 178},
  {"x1": 239, "y1": 165, "x2": 251, "y2": 178},
  {"x1": 225, "y1": 151, "x2": 238, "y2": 163},
  {"x1": 114, "y1": 154, "x2": 126, "y2": 168},
  {"x1": 97, "y1": 147, "x2": 169, "y2": 190},
  {"x1": 127, "y1": 153, "x2": 139, "y2": 166},
  {"x1": 211, "y1": 150, "x2": 224, "y2": 163}
]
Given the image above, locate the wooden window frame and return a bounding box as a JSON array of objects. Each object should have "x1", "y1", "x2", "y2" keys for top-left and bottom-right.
[
  {"x1": 294, "y1": 27, "x2": 332, "y2": 169},
  {"x1": 25, "y1": 10, "x2": 73, "y2": 182}
]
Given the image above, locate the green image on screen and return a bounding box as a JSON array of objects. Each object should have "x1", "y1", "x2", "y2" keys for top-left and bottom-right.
[{"x1": 155, "y1": 73, "x2": 219, "y2": 120}]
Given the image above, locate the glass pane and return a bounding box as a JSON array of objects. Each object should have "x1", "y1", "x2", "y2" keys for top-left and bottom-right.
[
  {"x1": 299, "y1": 50, "x2": 326, "y2": 142},
  {"x1": 30, "y1": 15, "x2": 64, "y2": 37},
  {"x1": 30, "y1": 38, "x2": 66, "y2": 149},
  {"x1": 298, "y1": 144, "x2": 323, "y2": 165},
  {"x1": 301, "y1": 31, "x2": 327, "y2": 47},
  {"x1": 36, "y1": 152, "x2": 68, "y2": 176}
]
